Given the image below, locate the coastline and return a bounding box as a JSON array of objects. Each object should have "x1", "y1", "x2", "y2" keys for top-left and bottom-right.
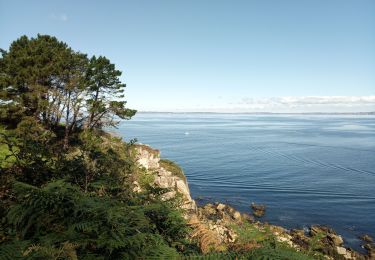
[
  {"x1": 134, "y1": 143, "x2": 375, "y2": 259},
  {"x1": 120, "y1": 112, "x2": 375, "y2": 253},
  {"x1": 135, "y1": 111, "x2": 375, "y2": 116}
]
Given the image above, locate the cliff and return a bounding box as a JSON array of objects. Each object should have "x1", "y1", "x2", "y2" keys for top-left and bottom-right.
[
  {"x1": 133, "y1": 144, "x2": 196, "y2": 211},
  {"x1": 133, "y1": 144, "x2": 372, "y2": 259}
]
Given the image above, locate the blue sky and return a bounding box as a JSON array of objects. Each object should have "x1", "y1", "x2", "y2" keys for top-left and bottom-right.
[{"x1": 1, "y1": 0, "x2": 374, "y2": 112}]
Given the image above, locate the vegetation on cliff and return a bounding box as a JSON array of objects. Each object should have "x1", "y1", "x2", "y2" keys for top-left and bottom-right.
[
  {"x1": 0, "y1": 35, "x2": 363, "y2": 259},
  {"x1": 159, "y1": 159, "x2": 187, "y2": 184},
  {"x1": 0, "y1": 35, "x2": 190, "y2": 258}
]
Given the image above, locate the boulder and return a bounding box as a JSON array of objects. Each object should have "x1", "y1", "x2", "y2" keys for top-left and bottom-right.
[
  {"x1": 359, "y1": 234, "x2": 373, "y2": 243},
  {"x1": 242, "y1": 213, "x2": 255, "y2": 223},
  {"x1": 336, "y1": 246, "x2": 347, "y2": 255},
  {"x1": 310, "y1": 225, "x2": 335, "y2": 236},
  {"x1": 291, "y1": 231, "x2": 310, "y2": 250},
  {"x1": 201, "y1": 204, "x2": 216, "y2": 216},
  {"x1": 364, "y1": 243, "x2": 374, "y2": 251},
  {"x1": 276, "y1": 236, "x2": 294, "y2": 247},
  {"x1": 269, "y1": 225, "x2": 285, "y2": 234},
  {"x1": 309, "y1": 225, "x2": 344, "y2": 247},
  {"x1": 216, "y1": 203, "x2": 226, "y2": 211},
  {"x1": 328, "y1": 233, "x2": 344, "y2": 246},
  {"x1": 226, "y1": 205, "x2": 235, "y2": 214},
  {"x1": 290, "y1": 229, "x2": 305, "y2": 238},
  {"x1": 251, "y1": 202, "x2": 266, "y2": 211},
  {"x1": 134, "y1": 144, "x2": 160, "y2": 169},
  {"x1": 251, "y1": 202, "x2": 266, "y2": 217},
  {"x1": 232, "y1": 211, "x2": 242, "y2": 221},
  {"x1": 364, "y1": 243, "x2": 375, "y2": 258},
  {"x1": 227, "y1": 229, "x2": 238, "y2": 243}
]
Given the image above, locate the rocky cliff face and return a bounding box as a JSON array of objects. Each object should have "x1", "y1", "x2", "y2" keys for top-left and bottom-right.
[
  {"x1": 133, "y1": 144, "x2": 369, "y2": 260},
  {"x1": 133, "y1": 144, "x2": 197, "y2": 211}
]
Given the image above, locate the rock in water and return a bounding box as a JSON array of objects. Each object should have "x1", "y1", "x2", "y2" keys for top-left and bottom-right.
[
  {"x1": 328, "y1": 233, "x2": 344, "y2": 246},
  {"x1": 360, "y1": 234, "x2": 373, "y2": 243},
  {"x1": 251, "y1": 202, "x2": 266, "y2": 217},
  {"x1": 310, "y1": 225, "x2": 335, "y2": 236}
]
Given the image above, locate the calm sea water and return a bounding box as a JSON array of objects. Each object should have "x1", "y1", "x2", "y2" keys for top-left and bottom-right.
[{"x1": 117, "y1": 113, "x2": 375, "y2": 251}]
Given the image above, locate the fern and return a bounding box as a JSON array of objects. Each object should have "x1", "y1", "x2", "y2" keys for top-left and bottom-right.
[
  {"x1": 1, "y1": 179, "x2": 188, "y2": 258},
  {"x1": 22, "y1": 242, "x2": 78, "y2": 259},
  {"x1": 0, "y1": 241, "x2": 28, "y2": 260}
]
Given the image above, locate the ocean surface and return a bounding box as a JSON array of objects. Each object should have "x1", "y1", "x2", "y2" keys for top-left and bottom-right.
[{"x1": 116, "y1": 113, "x2": 375, "y2": 251}]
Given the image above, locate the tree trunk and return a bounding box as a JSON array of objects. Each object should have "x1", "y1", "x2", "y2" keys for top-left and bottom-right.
[
  {"x1": 88, "y1": 89, "x2": 100, "y2": 128},
  {"x1": 63, "y1": 91, "x2": 71, "y2": 149}
]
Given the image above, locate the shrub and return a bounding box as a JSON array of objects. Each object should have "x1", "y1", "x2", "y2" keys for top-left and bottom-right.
[{"x1": 0, "y1": 180, "x2": 188, "y2": 259}]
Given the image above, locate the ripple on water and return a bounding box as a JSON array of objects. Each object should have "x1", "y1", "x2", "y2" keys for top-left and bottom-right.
[{"x1": 118, "y1": 113, "x2": 375, "y2": 251}]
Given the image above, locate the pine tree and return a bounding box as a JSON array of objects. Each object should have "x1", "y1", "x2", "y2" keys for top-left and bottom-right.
[{"x1": 86, "y1": 55, "x2": 136, "y2": 130}]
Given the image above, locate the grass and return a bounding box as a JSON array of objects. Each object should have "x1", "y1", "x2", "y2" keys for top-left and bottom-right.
[
  {"x1": 180, "y1": 244, "x2": 318, "y2": 260},
  {"x1": 231, "y1": 222, "x2": 272, "y2": 244},
  {"x1": 160, "y1": 159, "x2": 187, "y2": 184},
  {"x1": 245, "y1": 243, "x2": 319, "y2": 260},
  {"x1": 228, "y1": 222, "x2": 323, "y2": 260}
]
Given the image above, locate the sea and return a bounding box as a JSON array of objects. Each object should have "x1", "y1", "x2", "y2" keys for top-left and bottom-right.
[{"x1": 116, "y1": 112, "x2": 375, "y2": 251}]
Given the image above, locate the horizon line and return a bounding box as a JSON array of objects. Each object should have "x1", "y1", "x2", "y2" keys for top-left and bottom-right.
[{"x1": 136, "y1": 111, "x2": 375, "y2": 115}]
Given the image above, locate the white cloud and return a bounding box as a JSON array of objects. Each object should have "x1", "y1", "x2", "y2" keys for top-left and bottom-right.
[
  {"x1": 229, "y1": 96, "x2": 375, "y2": 112},
  {"x1": 239, "y1": 96, "x2": 375, "y2": 106},
  {"x1": 49, "y1": 13, "x2": 68, "y2": 22},
  {"x1": 134, "y1": 95, "x2": 375, "y2": 113},
  {"x1": 277, "y1": 96, "x2": 375, "y2": 106}
]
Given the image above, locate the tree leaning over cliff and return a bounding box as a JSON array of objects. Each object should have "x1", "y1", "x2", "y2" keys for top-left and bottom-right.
[
  {"x1": 0, "y1": 35, "x2": 191, "y2": 258},
  {"x1": 86, "y1": 55, "x2": 135, "y2": 130},
  {"x1": 0, "y1": 34, "x2": 136, "y2": 148}
]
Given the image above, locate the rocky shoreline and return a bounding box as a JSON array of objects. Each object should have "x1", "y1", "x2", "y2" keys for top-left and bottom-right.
[{"x1": 133, "y1": 144, "x2": 374, "y2": 259}]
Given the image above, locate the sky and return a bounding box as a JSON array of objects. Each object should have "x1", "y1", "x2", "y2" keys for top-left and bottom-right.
[{"x1": 1, "y1": 0, "x2": 374, "y2": 112}]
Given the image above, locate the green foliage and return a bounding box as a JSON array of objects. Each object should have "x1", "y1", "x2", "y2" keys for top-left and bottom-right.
[
  {"x1": 180, "y1": 245, "x2": 318, "y2": 260},
  {"x1": 0, "y1": 125, "x2": 14, "y2": 168},
  {"x1": 308, "y1": 231, "x2": 325, "y2": 252},
  {"x1": 228, "y1": 222, "x2": 325, "y2": 259},
  {"x1": 86, "y1": 56, "x2": 136, "y2": 129},
  {"x1": 0, "y1": 117, "x2": 58, "y2": 185},
  {"x1": 160, "y1": 159, "x2": 187, "y2": 183},
  {"x1": 231, "y1": 222, "x2": 272, "y2": 245},
  {"x1": 143, "y1": 203, "x2": 190, "y2": 247},
  {"x1": 0, "y1": 35, "x2": 74, "y2": 127},
  {"x1": 242, "y1": 242, "x2": 318, "y2": 260},
  {"x1": 0, "y1": 180, "x2": 187, "y2": 259},
  {"x1": 59, "y1": 130, "x2": 135, "y2": 193},
  {"x1": 137, "y1": 168, "x2": 156, "y2": 188},
  {"x1": 0, "y1": 34, "x2": 135, "y2": 147},
  {"x1": 0, "y1": 34, "x2": 324, "y2": 259},
  {"x1": 0, "y1": 143, "x2": 14, "y2": 169}
]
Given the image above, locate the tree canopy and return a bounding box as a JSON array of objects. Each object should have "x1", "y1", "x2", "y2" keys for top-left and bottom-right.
[
  {"x1": 0, "y1": 35, "x2": 194, "y2": 259},
  {"x1": 0, "y1": 34, "x2": 136, "y2": 148}
]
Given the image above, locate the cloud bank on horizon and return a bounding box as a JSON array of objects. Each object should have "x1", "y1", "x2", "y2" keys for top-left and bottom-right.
[{"x1": 138, "y1": 96, "x2": 375, "y2": 113}]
